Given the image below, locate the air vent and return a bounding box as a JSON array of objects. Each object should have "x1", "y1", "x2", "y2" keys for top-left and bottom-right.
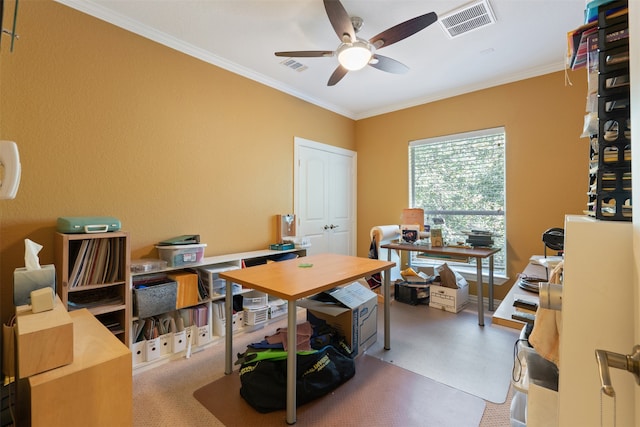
[
  {"x1": 438, "y1": 0, "x2": 496, "y2": 39},
  {"x1": 280, "y1": 58, "x2": 308, "y2": 72}
]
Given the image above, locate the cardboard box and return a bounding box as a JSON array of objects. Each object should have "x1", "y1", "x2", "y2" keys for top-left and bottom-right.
[
  {"x1": 429, "y1": 281, "x2": 469, "y2": 313},
  {"x1": 300, "y1": 281, "x2": 377, "y2": 357},
  {"x1": 15, "y1": 295, "x2": 73, "y2": 378}
]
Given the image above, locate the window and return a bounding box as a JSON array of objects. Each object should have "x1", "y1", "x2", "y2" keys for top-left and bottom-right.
[{"x1": 409, "y1": 127, "x2": 506, "y2": 274}]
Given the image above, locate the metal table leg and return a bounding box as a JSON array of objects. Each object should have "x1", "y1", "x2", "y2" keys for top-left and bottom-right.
[
  {"x1": 488, "y1": 255, "x2": 495, "y2": 311},
  {"x1": 224, "y1": 279, "x2": 233, "y2": 374},
  {"x1": 476, "y1": 258, "x2": 485, "y2": 326},
  {"x1": 384, "y1": 266, "x2": 391, "y2": 350},
  {"x1": 286, "y1": 299, "x2": 297, "y2": 424}
]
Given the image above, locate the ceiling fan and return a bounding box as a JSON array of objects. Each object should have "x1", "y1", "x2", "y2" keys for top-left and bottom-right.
[{"x1": 275, "y1": 0, "x2": 438, "y2": 86}]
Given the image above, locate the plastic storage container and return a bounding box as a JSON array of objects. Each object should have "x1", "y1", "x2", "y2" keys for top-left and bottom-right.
[
  {"x1": 242, "y1": 290, "x2": 268, "y2": 309},
  {"x1": 394, "y1": 282, "x2": 429, "y2": 305},
  {"x1": 510, "y1": 390, "x2": 527, "y2": 427},
  {"x1": 156, "y1": 243, "x2": 207, "y2": 267}
]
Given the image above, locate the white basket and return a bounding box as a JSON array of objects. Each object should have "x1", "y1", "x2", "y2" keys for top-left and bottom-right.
[{"x1": 244, "y1": 307, "x2": 269, "y2": 325}]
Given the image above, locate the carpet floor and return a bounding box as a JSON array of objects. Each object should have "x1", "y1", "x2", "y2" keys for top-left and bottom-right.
[{"x1": 194, "y1": 353, "x2": 486, "y2": 427}]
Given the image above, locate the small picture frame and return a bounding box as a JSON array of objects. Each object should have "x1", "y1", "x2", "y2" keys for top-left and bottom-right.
[
  {"x1": 431, "y1": 228, "x2": 443, "y2": 247},
  {"x1": 401, "y1": 224, "x2": 420, "y2": 243}
]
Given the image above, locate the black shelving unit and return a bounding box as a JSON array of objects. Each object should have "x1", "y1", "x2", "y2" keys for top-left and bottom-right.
[{"x1": 592, "y1": 0, "x2": 631, "y2": 220}]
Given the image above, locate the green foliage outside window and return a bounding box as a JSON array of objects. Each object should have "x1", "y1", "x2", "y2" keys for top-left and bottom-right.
[{"x1": 409, "y1": 128, "x2": 506, "y2": 272}]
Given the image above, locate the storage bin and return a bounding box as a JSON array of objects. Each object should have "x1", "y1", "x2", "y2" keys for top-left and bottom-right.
[
  {"x1": 131, "y1": 340, "x2": 146, "y2": 366},
  {"x1": 196, "y1": 324, "x2": 211, "y2": 346},
  {"x1": 212, "y1": 301, "x2": 243, "y2": 336},
  {"x1": 156, "y1": 243, "x2": 207, "y2": 267},
  {"x1": 133, "y1": 281, "x2": 178, "y2": 318},
  {"x1": 159, "y1": 333, "x2": 173, "y2": 356},
  {"x1": 145, "y1": 337, "x2": 161, "y2": 362},
  {"x1": 268, "y1": 298, "x2": 288, "y2": 319},
  {"x1": 244, "y1": 307, "x2": 269, "y2": 325},
  {"x1": 242, "y1": 290, "x2": 268, "y2": 309},
  {"x1": 510, "y1": 390, "x2": 527, "y2": 427},
  {"x1": 395, "y1": 282, "x2": 429, "y2": 305}
]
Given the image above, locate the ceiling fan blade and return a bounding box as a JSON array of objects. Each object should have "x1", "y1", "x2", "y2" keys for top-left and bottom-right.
[
  {"x1": 275, "y1": 50, "x2": 334, "y2": 58},
  {"x1": 323, "y1": 0, "x2": 355, "y2": 43},
  {"x1": 327, "y1": 65, "x2": 349, "y2": 86},
  {"x1": 369, "y1": 55, "x2": 409, "y2": 74},
  {"x1": 369, "y1": 12, "x2": 438, "y2": 49}
]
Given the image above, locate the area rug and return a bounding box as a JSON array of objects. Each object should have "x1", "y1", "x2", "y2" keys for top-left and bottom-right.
[
  {"x1": 364, "y1": 300, "x2": 519, "y2": 404},
  {"x1": 193, "y1": 354, "x2": 486, "y2": 426}
]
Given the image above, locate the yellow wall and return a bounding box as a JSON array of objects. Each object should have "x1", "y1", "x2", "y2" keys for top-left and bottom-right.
[
  {"x1": 0, "y1": 1, "x2": 353, "y2": 320},
  {"x1": 0, "y1": 1, "x2": 588, "y2": 320},
  {"x1": 355, "y1": 72, "x2": 588, "y2": 299}
]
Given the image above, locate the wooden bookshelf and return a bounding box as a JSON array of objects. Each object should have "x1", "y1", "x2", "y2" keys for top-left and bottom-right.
[{"x1": 54, "y1": 231, "x2": 131, "y2": 345}]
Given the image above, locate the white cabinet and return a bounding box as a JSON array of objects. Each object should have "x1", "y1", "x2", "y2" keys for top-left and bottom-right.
[{"x1": 558, "y1": 215, "x2": 634, "y2": 426}]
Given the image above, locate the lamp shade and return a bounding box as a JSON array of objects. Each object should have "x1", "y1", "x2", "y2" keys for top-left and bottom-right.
[{"x1": 337, "y1": 41, "x2": 372, "y2": 71}]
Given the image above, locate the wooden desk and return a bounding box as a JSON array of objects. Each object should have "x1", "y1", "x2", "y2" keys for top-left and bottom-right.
[
  {"x1": 492, "y1": 263, "x2": 546, "y2": 329},
  {"x1": 220, "y1": 253, "x2": 395, "y2": 425},
  {"x1": 381, "y1": 243, "x2": 500, "y2": 326}
]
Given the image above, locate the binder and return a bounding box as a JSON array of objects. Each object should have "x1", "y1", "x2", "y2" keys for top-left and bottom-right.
[{"x1": 168, "y1": 272, "x2": 199, "y2": 309}]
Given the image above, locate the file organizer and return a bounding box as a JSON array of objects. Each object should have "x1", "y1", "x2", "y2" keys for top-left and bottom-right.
[{"x1": 591, "y1": 0, "x2": 631, "y2": 220}]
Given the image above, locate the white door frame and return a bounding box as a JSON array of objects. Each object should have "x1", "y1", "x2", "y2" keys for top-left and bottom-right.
[{"x1": 293, "y1": 137, "x2": 357, "y2": 256}]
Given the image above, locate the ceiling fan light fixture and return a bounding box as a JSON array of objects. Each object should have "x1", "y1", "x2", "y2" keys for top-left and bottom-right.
[{"x1": 337, "y1": 41, "x2": 372, "y2": 71}]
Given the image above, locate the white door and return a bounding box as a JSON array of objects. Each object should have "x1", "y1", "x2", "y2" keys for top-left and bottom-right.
[{"x1": 294, "y1": 137, "x2": 356, "y2": 256}]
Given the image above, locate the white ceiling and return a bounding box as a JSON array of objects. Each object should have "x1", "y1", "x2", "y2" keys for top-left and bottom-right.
[{"x1": 57, "y1": 0, "x2": 586, "y2": 120}]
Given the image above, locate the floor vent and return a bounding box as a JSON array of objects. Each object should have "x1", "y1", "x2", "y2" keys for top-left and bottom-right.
[
  {"x1": 280, "y1": 58, "x2": 308, "y2": 72},
  {"x1": 438, "y1": 0, "x2": 497, "y2": 39}
]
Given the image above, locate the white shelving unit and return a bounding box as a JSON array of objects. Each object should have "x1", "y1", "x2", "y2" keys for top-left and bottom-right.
[{"x1": 129, "y1": 248, "x2": 306, "y2": 372}]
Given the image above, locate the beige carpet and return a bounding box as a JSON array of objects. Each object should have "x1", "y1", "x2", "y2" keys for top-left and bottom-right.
[{"x1": 194, "y1": 354, "x2": 486, "y2": 426}]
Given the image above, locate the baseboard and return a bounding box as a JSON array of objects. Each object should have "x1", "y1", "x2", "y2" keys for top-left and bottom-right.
[{"x1": 468, "y1": 294, "x2": 502, "y2": 310}]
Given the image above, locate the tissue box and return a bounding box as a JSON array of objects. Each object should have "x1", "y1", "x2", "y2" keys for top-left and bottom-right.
[
  {"x1": 14, "y1": 264, "x2": 56, "y2": 306},
  {"x1": 15, "y1": 295, "x2": 73, "y2": 378}
]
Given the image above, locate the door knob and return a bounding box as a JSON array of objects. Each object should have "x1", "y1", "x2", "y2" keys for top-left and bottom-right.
[{"x1": 595, "y1": 345, "x2": 640, "y2": 397}]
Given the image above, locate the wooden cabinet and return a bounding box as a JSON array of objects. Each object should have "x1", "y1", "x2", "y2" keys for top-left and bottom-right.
[
  {"x1": 17, "y1": 309, "x2": 132, "y2": 427},
  {"x1": 54, "y1": 231, "x2": 131, "y2": 345}
]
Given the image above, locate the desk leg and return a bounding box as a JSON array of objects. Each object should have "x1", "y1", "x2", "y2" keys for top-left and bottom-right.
[
  {"x1": 384, "y1": 267, "x2": 391, "y2": 350},
  {"x1": 224, "y1": 279, "x2": 233, "y2": 375},
  {"x1": 286, "y1": 300, "x2": 297, "y2": 425},
  {"x1": 476, "y1": 259, "x2": 485, "y2": 326},
  {"x1": 488, "y1": 256, "x2": 495, "y2": 311}
]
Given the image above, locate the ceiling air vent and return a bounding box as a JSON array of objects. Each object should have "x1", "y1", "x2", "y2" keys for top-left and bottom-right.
[
  {"x1": 280, "y1": 58, "x2": 308, "y2": 72},
  {"x1": 438, "y1": 0, "x2": 497, "y2": 39}
]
